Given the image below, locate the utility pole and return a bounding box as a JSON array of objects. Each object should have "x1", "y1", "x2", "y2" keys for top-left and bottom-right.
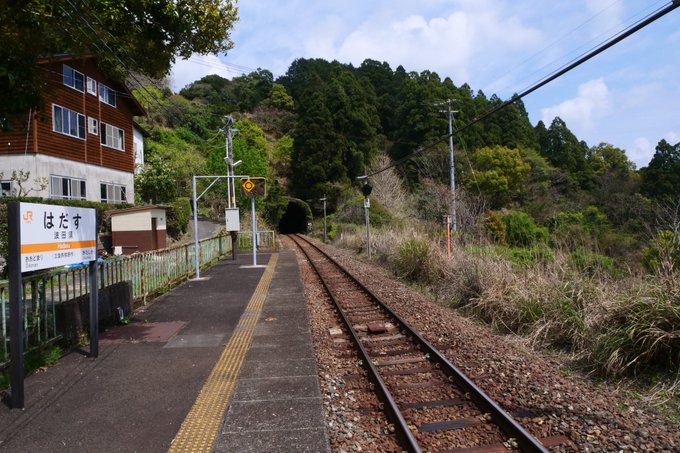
[
  {"x1": 320, "y1": 195, "x2": 327, "y2": 243},
  {"x1": 446, "y1": 99, "x2": 458, "y2": 233},
  {"x1": 358, "y1": 177, "x2": 372, "y2": 258},
  {"x1": 225, "y1": 115, "x2": 237, "y2": 209},
  {"x1": 224, "y1": 115, "x2": 239, "y2": 260}
]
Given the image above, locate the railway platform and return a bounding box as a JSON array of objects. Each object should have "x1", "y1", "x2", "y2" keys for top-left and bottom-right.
[{"x1": 0, "y1": 250, "x2": 330, "y2": 453}]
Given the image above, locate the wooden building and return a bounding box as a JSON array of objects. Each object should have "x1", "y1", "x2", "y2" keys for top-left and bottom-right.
[{"x1": 0, "y1": 55, "x2": 145, "y2": 203}]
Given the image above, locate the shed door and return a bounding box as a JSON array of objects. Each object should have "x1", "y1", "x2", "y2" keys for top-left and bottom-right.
[{"x1": 151, "y1": 218, "x2": 158, "y2": 250}]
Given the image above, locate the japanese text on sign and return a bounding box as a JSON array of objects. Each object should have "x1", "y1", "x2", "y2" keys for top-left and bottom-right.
[{"x1": 19, "y1": 203, "x2": 96, "y2": 272}]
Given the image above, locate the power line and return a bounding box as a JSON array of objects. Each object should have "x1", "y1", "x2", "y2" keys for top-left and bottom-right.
[
  {"x1": 368, "y1": 0, "x2": 680, "y2": 178},
  {"x1": 487, "y1": 0, "x2": 665, "y2": 96}
]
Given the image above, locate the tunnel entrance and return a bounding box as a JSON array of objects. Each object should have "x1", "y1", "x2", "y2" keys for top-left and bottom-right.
[{"x1": 278, "y1": 199, "x2": 311, "y2": 234}]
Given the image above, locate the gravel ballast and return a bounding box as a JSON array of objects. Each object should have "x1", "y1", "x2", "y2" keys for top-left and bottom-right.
[{"x1": 284, "y1": 236, "x2": 679, "y2": 452}]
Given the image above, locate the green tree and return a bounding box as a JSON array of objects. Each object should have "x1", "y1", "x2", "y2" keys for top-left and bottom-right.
[
  {"x1": 269, "y1": 83, "x2": 294, "y2": 110},
  {"x1": 143, "y1": 127, "x2": 207, "y2": 197},
  {"x1": 205, "y1": 119, "x2": 269, "y2": 211},
  {"x1": 466, "y1": 146, "x2": 530, "y2": 208},
  {"x1": 537, "y1": 117, "x2": 592, "y2": 188},
  {"x1": 1, "y1": 0, "x2": 238, "y2": 124},
  {"x1": 134, "y1": 157, "x2": 179, "y2": 204},
  {"x1": 640, "y1": 139, "x2": 680, "y2": 201},
  {"x1": 502, "y1": 210, "x2": 548, "y2": 247},
  {"x1": 587, "y1": 143, "x2": 635, "y2": 175},
  {"x1": 272, "y1": 135, "x2": 294, "y2": 176}
]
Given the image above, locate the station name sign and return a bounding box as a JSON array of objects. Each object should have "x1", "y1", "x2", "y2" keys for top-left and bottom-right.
[{"x1": 19, "y1": 202, "x2": 97, "y2": 272}]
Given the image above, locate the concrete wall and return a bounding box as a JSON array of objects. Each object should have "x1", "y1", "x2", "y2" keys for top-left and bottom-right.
[
  {"x1": 110, "y1": 209, "x2": 166, "y2": 231},
  {"x1": 0, "y1": 153, "x2": 134, "y2": 202},
  {"x1": 110, "y1": 208, "x2": 168, "y2": 253},
  {"x1": 55, "y1": 280, "x2": 133, "y2": 346},
  {"x1": 133, "y1": 127, "x2": 144, "y2": 174}
]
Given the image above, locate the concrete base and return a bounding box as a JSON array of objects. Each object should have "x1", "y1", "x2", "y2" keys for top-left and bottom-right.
[{"x1": 55, "y1": 280, "x2": 133, "y2": 346}]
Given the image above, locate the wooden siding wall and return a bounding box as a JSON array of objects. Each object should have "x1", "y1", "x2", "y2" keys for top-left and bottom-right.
[
  {"x1": 0, "y1": 112, "x2": 34, "y2": 157},
  {"x1": 0, "y1": 58, "x2": 136, "y2": 174}
]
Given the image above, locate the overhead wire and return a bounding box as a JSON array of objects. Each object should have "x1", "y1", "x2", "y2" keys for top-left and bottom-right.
[
  {"x1": 367, "y1": 0, "x2": 680, "y2": 178},
  {"x1": 487, "y1": 0, "x2": 665, "y2": 96}
]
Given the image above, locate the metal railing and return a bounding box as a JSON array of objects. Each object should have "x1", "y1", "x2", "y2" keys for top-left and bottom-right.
[
  {"x1": 0, "y1": 234, "x2": 236, "y2": 368},
  {"x1": 237, "y1": 230, "x2": 277, "y2": 250}
]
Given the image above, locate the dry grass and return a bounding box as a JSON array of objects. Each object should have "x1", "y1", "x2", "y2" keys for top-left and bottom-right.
[{"x1": 335, "y1": 225, "x2": 680, "y2": 379}]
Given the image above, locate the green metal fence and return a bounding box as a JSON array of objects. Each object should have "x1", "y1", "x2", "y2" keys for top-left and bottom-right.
[
  {"x1": 0, "y1": 234, "x2": 234, "y2": 368},
  {"x1": 237, "y1": 230, "x2": 277, "y2": 250}
]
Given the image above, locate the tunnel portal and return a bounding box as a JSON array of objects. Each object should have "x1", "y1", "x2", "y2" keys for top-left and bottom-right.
[{"x1": 278, "y1": 199, "x2": 310, "y2": 234}]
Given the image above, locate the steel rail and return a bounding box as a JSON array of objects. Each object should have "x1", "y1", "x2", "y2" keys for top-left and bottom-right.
[
  {"x1": 293, "y1": 234, "x2": 549, "y2": 453},
  {"x1": 290, "y1": 234, "x2": 422, "y2": 453}
]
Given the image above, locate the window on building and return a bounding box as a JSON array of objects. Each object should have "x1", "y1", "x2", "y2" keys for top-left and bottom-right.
[
  {"x1": 63, "y1": 65, "x2": 84, "y2": 92},
  {"x1": 100, "y1": 182, "x2": 127, "y2": 203},
  {"x1": 1, "y1": 180, "x2": 13, "y2": 197},
  {"x1": 50, "y1": 175, "x2": 86, "y2": 200},
  {"x1": 86, "y1": 77, "x2": 97, "y2": 95},
  {"x1": 53, "y1": 104, "x2": 85, "y2": 139},
  {"x1": 98, "y1": 83, "x2": 116, "y2": 107},
  {"x1": 87, "y1": 117, "x2": 98, "y2": 135},
  {"x1": 101, "y1": 123, "x2": 124, "y2": 150}
]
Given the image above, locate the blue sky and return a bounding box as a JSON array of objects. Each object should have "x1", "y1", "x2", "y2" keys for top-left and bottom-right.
[{"x1": 171, "y1": 0, "x2": 680, "y2": 168}]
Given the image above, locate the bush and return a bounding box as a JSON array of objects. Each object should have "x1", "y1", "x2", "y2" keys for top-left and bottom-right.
[
  {"x1": 570, "y1": 250, "x2": 619, "y2": 277},
  {"x1": 327, "y1": 220, "x2": 338, "y2": 241},
  {"x1": 482, "y1": 210, "x2": 506, "y2": 245},
  {"x1": 392, "y1": 238, "x2": 430, "y2": 281},
  {"x1": 501, "y1": 210, "x2": 548, "y2": 247},
  {"x1": 550, "y1": 211, "x2": 589, "y2": 249},
  {"x1": 167, "y1": 197, "x2": 192, "y2": 239},
  {"x1": 590, "y1": 277, "x2": 680, "y2": 375},
  {"x1": 642, "y1": 230, "x2": 680, "y2": 276},
  {"x1": 500, "y1": 244, "x2": 555, "y2": 268}
]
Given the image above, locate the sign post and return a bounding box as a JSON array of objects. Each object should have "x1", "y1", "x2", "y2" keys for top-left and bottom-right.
[
  {"x1": 7, "y1": 202, "x2": 97, "y2": 408},
  {"x1": 360, "y1": 181, "x2": 373, "y2": 258},
  {"x1": 240, "y1": 177, "x2": 266, "y2": 267},
  {"x1": 7, "y1": 203, "x2": 23, "y2": 409}
]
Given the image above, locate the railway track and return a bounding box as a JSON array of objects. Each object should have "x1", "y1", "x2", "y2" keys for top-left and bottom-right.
[{"x1": 290, "y1": 234, "x2": 568, "y2": 452}]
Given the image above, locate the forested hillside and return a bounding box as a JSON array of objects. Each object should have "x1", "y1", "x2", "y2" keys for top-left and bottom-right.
[
  {"x1": 138, "y1": 57, "x2": 678, "y2": 256},
  {"x1": 132, "y1": 58, "x2": 679, "y2": 383}
]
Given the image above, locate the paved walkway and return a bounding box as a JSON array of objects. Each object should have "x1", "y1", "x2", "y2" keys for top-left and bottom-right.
[{"x1": 0, "y1": 250, "x2": 329, "y2": 453}]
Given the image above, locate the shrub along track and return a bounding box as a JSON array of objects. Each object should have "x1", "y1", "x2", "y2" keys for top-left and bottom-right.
[{"x1": 284, "y1": 235, "x2": 679, "y2": 452}]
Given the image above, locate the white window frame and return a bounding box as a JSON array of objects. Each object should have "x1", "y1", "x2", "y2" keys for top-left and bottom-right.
[
  {"x1": 100, "y1": 182, "x2": 127, "y2": 204},
  {"x1": 86, "y1": 77, "x2": 97, "y2": 96},
  {"x1": 53, "y1": 104, "x2": 86, "y2": 140},
  {"x1": 101, "y1": 123, "x2": 125, "y2": 151},
  {"x1": 62, "y1": 64, "x2": 84, "y2": 93},
  {"x1": 98, "y1": 83, "x2": 117, "y2": 107},
  {"x1": 1, "y1": 180, "x2": 14, "y2": 197},
  {"x1": 87, "y1": 117, "x2": 99, "y2": 135},
  {"x1": 50, "y1": 175, "x2": 87, "y2": 200}
]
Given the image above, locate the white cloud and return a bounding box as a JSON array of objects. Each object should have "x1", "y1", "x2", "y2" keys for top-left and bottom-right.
[
  {"x1": 630, "y1": 137, "x2": 653, "y2": 168},
  {"x1": 666, "y1": 131, "x2": 680, "y2": 144},
  {"x1": 170, "y1": 55, "x2": 239, "y2": 92},
  {"x1": 628, "y1": 131, "x2": 680, "y2": 168},
  {"x1": 317, "y1": 5, "x2": 541, "y2": 85},
  {"x1": 541, "y1": 78, "x2": 610, "y2": 132}
]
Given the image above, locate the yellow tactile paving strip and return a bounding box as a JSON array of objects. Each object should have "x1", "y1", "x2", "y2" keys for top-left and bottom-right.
[{"x1": 168, "y1": 254, "x2": 279, "y2": 453}]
